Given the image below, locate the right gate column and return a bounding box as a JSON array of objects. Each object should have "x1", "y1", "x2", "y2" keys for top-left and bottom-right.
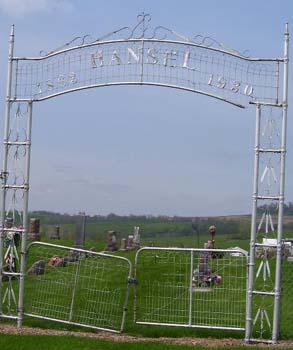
[{"x1": 246, "y1": 24, "x2": 289, "y2": 343}]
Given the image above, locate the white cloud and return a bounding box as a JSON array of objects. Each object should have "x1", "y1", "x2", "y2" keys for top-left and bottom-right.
[{"x1": 0, "y1": 0, "x2": 73, "y2": 17}]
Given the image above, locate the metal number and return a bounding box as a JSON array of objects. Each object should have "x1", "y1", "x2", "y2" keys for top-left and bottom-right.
[
  {"x1": 46, "y1": 80, "x2": 54, "y2": 91},
  {"x1": 36, "y1": 83, "x2": 42, "y2": 94},
  {"x1": 57, "y1": 75, "x2": 66, "y2": 87},
  {"x1": 217, "y1": 76, "x2": 226, "y2": 89},
  {"x1": 231, "y1": 81, "x2": 241, "y2": 93},
  {"x1": 69, "y1": 72, "x2": 78, "y2": 84},
  {"x1": 244, "y1": 84, "x2": 254, "y2": 96}
]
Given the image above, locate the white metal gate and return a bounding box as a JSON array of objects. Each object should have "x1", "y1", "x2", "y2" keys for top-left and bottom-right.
[
  {"x1": 24, "y1": 242, "x2": 132, "y2": 333},
  {"x1": 134, "y1": 247, "x2": 248, "y2": 331}
]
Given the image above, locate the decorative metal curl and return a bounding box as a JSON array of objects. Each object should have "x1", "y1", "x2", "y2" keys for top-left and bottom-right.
[
  {"x1": 94, "y1": 12, "x2": 152, "y2": 42},
  {"x1": 39, "y1": 12, "x2": 250, "y2": 58},
  {"x1": 193, "y1": 35, "x2": 250, "y2": 58},
  {"x1": 128, "y1": 12, "x2": 152, "y2": 39},
  {"x1": 40, "y1": 34, "x2": 93, "y2": 56},
  {"x1": 8, "y1": 103, "x2": 28, "y2": 143}
]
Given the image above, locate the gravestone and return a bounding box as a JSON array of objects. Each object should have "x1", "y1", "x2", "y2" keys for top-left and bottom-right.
[
  {"x1": 28, "y1": 218, "x2": 41, "y2": 241},
  {"x1": 75, "y1": 214, "x2": 86, "y2": 249},
  {"x1": 120, "y1": 238, "x2": 127, "y2": 251},
  {"x1": 50, "y1": 225, "x2": 60, "y2": 239},
  {"x1": 126, "y1": 226, "x2": 140, "y2": 251},
  {"x1": 106, "y1": 231, "x2": 118, "y2": 251},
  {"x1": 28, "y1": 260, "x2": 45, "y2": 275}
]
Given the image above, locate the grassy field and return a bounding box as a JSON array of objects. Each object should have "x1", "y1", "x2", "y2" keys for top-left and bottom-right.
[{"x1": 1, "y1": 232, "x2": 293, "y2": 347}]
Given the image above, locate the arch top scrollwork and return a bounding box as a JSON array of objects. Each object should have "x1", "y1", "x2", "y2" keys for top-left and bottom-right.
[{"x1": 39, "y1": 13, "x2": 250, "y2": 58}]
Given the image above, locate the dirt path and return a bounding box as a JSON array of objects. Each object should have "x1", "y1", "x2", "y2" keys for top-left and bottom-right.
[{"x1": 0, "y1": 324, "x2": 293, "y2": 348}]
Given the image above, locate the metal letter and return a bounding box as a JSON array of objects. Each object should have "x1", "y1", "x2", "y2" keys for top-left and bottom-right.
[
  {"x1": 147, "y1": 48, "x2": 158, "y2": 64},
  {"x1": 163, "y1": 51, "x2": 170, "y2": 66},
  {"x1": 110, "y1": 50, "x2": 122, "y2": 65},
  {"x1": 182, "y1": 51, "x2": 195, "y2": 70},
  {"x1": 127, "y1": 48, "x2": 141, "y2": 64},
  {"x1": 91, "y1": 51, "x2": 104, "y2": 68},
  {"x1": 163, "y1": 51, "x2": 177, "y2": 67}
]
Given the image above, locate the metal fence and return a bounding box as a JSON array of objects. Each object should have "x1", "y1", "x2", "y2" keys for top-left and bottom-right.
[
  {"x1": 24, "y1": 242, "x2": 132, "y2": 333},
  {"x1": 280, "y1": 240, "x2": 293, "y2": 339},
  {"x1": 134, "y1": 247, "x2": 248, "y2": 331}
]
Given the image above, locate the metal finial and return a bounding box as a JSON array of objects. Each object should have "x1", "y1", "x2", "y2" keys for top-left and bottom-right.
[{"x1": 10, "y1": 24, "x2": 15, "y2": 36}]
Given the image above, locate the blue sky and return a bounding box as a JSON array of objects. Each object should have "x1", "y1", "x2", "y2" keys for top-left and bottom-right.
[{"x1": 0, "y1": 0, "x2": 292, "y2": 216}]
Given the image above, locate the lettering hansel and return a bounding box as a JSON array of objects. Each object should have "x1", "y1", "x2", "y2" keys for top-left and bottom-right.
[{"x1": 91, "y1": 48, "x2": 195, "y2": 70}]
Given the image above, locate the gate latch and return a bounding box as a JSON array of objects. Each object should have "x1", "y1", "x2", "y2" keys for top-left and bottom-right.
[{"x1": 128, "y1": 278, "x2": 138, "y2": 285}]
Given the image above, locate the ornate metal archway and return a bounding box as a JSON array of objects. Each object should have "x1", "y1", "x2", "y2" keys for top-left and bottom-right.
[{"x1": 0, "y1": 14, "x2": 289, "y2": 343}]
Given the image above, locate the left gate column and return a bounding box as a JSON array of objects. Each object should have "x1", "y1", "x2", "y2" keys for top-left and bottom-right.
[{"x1": 0, "y1": 25, "x2": 32, "y2": 326}]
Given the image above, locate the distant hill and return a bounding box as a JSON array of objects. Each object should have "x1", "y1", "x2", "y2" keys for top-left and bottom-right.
[{"x1": 27, "y1": 205, "x2": 293, "y2": 241}]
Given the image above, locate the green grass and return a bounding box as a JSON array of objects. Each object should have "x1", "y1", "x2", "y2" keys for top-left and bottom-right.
[{"x1": 0, "y1": 334, "x2": 289, "y2": 350}]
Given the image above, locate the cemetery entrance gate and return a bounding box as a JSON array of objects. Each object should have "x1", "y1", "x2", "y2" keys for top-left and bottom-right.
[{"x1": 0, "y1": 14, "x2": 289, "y2": 343}]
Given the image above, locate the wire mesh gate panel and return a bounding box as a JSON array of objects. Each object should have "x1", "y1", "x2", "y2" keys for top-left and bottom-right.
[
  {"x1": 24, "y1": 242, "x2": 132, "y2": 333},
  {"x1": 135, "y1": 247, "x2": 248, "y2": 331}
]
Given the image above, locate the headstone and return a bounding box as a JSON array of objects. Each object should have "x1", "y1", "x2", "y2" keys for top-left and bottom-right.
[
  {"x1": 120, "y1": 238, "x2": 127, "y2": 251},
  {"x1": 209, "y1": 225, "x2": 216, "y2": 242},
  {"x1": 28, "y1": 218, "x2": 41, "y2": 241},
  {"x1": 133, "y1": 226, "x2": 140, "y2": 248},
  {"x1": 75, "y1": 214, "x2": 86, "y2": 249},
  {"x1": 28, "y1": 260, "x2": 45, "y2": 275},
  {"x1": 204, "y1": 240, "x2": 214, "y2": 249},
  {"x1": 50, "y1": 226, "x2": 60, "y2": 240},
  {"x1": 192, "y1": 239, "x2": 222, "y2": 288},
  {"x1": 106, "y1": 231, "x2": 118, "y2": 251},
  {"x1": 66, "y1": 250, "x2": 80, "y2": 262},
  {"x1": 126, "y1": 235, "x2": 135, "y2": 250},
  {"x1": 126, "y1": 226, "x2": 140, "y2": 251}
]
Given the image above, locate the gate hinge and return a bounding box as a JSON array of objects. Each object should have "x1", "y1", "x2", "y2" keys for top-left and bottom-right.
[
  {"x1": 0, "y1": 171, "x2": 9, "y2": 180},
  {"x1": 128, "y1": 278, "x2": 138, "y2": 285}
]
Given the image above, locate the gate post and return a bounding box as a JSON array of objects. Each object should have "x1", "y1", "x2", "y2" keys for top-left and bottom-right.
[
  {"x1": 245, "y1": 104, "x2": 261, "y2": 342},
  {"x1": 17, "y1": 101, "x2": 33, "y2": 327},
  {"x1": 0, "y1": 25, "x2": 15, "y2": 317},
  {"x1": 246, "y1": 24, "x2": 289, "y2": 343},
  {"x1": 272, "y1": 23, "x2": 289, "y2": 343}
]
